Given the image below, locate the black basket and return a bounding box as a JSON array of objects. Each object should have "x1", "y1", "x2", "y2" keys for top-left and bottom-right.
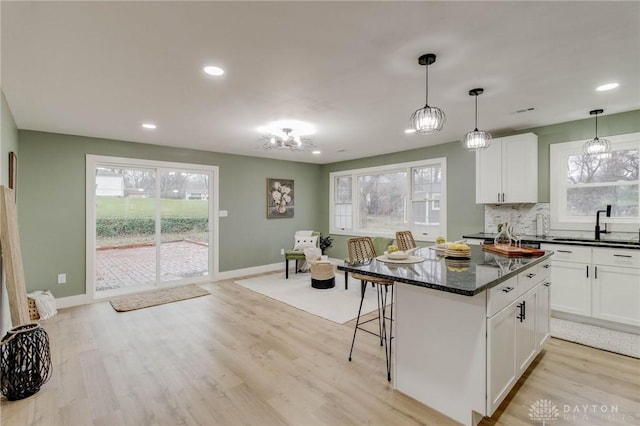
[{"x1": 0, "y1": 323, "x2": 52, "y2": 400}]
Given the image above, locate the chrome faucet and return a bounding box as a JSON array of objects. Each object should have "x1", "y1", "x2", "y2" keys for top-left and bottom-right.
[{"x1": 595, "y1": 205, "x2": 611, "y2": 240}]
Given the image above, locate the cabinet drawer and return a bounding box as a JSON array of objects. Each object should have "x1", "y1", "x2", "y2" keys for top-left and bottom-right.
[
  {"x1": 593, "y1": 247, "x2": 640, "y2": 268},
  {"x1": 545, "y1": 244, "x2": 591, "y2": 263},
  {"x1": 537, "y1": 259, "x2": 552, "y2": 281},
  {"x1": 518, "y1": 265, "x2": 540, "y2": 296},
  {"x1": 487, "y1": 276, "x2": 518, "y2": 317}
]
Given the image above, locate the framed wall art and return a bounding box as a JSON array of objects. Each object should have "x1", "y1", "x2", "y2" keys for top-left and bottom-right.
[
  {"x1": 8, "y1": 151, "x2": 17, "y2": 199},
  {"x1": 267, "y1": 178, "x2": 294, "y2": 219}
]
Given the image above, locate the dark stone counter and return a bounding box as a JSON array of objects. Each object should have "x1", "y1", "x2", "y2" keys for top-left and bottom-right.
[
  {"x1": 463, "y1": 232, "x2": 640, "y2": 250},
  {"x1": 337, "y1": 246, "x2": 552, "y2": 296}
]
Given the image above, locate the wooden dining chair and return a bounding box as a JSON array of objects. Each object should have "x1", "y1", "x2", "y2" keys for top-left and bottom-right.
[
  {"x1": 395, "y1": 230, "x2": 417, "y2": 252},
  {"x1": 346, "y1": 236, "x2": 395, "y2": 382}
]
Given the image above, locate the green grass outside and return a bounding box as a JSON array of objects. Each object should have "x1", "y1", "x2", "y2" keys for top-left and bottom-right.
[{"x1": 96, "y1": 197, "x2": 208, "y2": 219}]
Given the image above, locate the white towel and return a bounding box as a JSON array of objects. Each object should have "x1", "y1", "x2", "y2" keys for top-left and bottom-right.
[{"x1": 27, "y1": 290, "x2": 57, "y2": 320}]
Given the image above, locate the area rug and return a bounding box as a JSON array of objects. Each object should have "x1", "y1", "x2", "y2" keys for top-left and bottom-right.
[
  {"x1": 109, "y1": 284, "x2": 210, "y2": 312},
  {"x1": 234, "y1": 272, "x2": 381, "y2": 324},
  {"x1": 550, "y1": 318, "x2": 640, "y2": 359}
]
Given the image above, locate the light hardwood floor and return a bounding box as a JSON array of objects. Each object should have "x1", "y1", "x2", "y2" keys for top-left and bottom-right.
[{"x1": 2, "y1": 275, "x2": 639, "y2": 426}]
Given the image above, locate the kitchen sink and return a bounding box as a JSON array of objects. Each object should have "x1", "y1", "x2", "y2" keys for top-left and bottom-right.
[{"x1": 552, "y1": 237, "x2": 640, "y2": 246}]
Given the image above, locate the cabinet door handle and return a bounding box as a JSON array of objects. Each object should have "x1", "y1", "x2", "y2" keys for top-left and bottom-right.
[
  {"x1": 543, "y1": 281, "x2": 551, "y2": 287},
  {"x1": 501, "y1": 286, "x2": 515, "y2": 293},
  {"x1": 516, "y1": 300, "x2": 526, "y2": 322},
  {"x1": 613, "y1": 254, "x2": 633, "y2": 258},
  {"x1": 526, "y1": 273, "x2": 536, "y2": 279},
  {"x1": 595, "y1": 266, "x2": 598, "y2": 279},
  {"x1": 557, "y1": 250, "x2": 573, "y2": 253},
  {"x1": 498, "y1": 192, "x2": 501, "y2": 202},
  {"x1": 502, "y1": 193, "x2": 505, "y2": 202},
  {"x1": 586, "y1": 265, "x2": 589, "y2": 278}
]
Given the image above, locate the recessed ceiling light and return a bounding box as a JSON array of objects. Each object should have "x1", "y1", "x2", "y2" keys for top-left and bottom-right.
[
  {"x1": 404, "y1": 129, "x2": 416, "y2": 134},
  {"x1": 596, "y1": 82, "x2": 619, "y2": 91},
  {"x1": 142, "y1": 123, "x2": 157, "y2": 129},
  {"x1": 312, "y1": 150, "x2": 321, "y2": 155},
  {"x1": 203, "y1": 66, "x2": 224, "y2": 76}
]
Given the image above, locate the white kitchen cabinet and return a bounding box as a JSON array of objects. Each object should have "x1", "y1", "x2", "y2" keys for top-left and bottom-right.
[
  {"x1": 592, "y1": 248, "x2": 640, "y2": 327},
  {"x1": 542, "y1": 244, "x2": 640, "y2": 329},
  {"x1": 476, "y1": 133, "x2": 538, "y2": 204},
  {"x1": 487, "y1": 302, "x2": 517, "y2": 414},
  {"x1": 516, "y1": 288, "x2": 538, "y2": 373},
  {"x1": 541, "y1": 243, "x2": 592, "y2": 316},
  {"x1": 487, "y1": 275, "x2": 548, "y2": 416},
  {"x1": 536, "y1": 281, "x2": 551, "y2": 348}
]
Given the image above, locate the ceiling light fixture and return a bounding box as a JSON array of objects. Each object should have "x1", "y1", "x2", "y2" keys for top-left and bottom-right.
[
  {"x1": 582, "y1": 109, "x2": 611, "y2": 156},
  {"x1": 409, "y1": 53, "x2": 445, "y2": 134},
  {"x1": 461, "y1": 88, "x2": 491, "y2": 151},
  {"x1": 258, "y1": 127, "x2": 317, "y2": 152},
  {"x1": 203, "y1": 66, "x2": 224, "y2": 76},
  {"x1": 142, "y1": 123, "x2": 157, "y2": 129},
  {"x1": 596, "y1": 82, "x2": 619, "y2": 91}
]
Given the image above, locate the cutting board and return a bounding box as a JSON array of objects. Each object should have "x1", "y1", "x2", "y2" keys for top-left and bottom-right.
[{"x1": 482, "y1": 244, "x2": 544, "y2": 257}]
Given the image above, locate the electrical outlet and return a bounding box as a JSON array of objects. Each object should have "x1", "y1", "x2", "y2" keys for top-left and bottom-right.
[
  {"x1": 57, "y1": 273, "x2": 66, "y2": 284},
  {"x1": 280, "y1": 248, "x2": 285, "y2": 255}
]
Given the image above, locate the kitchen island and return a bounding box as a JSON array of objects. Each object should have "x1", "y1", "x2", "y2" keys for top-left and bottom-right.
[{"x1": 338, "y1": 246, "x2": 553, "y2": 426}]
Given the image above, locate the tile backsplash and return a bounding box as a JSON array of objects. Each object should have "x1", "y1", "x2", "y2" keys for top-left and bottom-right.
[
  {"x1": 484, "y1": 203, "x2": 636, "y2": 240},
  {"x1": 484, "y1": 203, "x2": 549, "y2": 236}
]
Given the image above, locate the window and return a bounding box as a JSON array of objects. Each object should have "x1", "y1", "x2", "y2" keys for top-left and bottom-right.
[
  {"x1": 550, "y1": 132, "x2": 639, "y2": 231},
  {"x1": 330, "y1": 158, "x2": 446, "y2": 241}
]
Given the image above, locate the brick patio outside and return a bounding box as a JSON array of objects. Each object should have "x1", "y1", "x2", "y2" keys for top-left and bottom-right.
[{"x1": 96, "y1": 240, "x2": 209, "y2": 291}]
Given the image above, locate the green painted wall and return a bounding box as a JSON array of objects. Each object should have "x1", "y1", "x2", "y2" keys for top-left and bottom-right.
[
  {"x1": 18, "y1": 130, "x2": 323, "y2": 297},
  {"x1": 15, "y1": 109, "x2": 640, "y2": 297},
  {"x1": 320, "y1": 110, "x2": 640, "y2": 260}
]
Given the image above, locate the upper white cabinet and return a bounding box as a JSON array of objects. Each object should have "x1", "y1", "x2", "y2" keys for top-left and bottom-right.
[{"x1": 476, "y1": 133, "x2": 538, "y2": 204}]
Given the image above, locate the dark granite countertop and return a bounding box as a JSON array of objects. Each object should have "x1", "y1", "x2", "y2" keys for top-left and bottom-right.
[
  {"x1": 463, "y1": 232, "x2": 640, "y2": 250},
  {"x1": 337, "y1": 246, "x2": 552, "y2": 296}
]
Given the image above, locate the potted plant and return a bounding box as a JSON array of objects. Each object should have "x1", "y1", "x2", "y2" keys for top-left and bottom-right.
[{"x1": 319, "y1": 234, "x2": 333, "y2": 255}]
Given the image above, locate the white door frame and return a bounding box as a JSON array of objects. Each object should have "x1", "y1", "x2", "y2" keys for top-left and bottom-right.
[{"x1": 86, "y1": 155, "x2": 219, "y2": 300}]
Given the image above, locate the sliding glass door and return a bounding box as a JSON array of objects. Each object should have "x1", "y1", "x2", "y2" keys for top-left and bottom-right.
[{"x1": 87, "y1": 156, "x2": 218, "y2": 298}]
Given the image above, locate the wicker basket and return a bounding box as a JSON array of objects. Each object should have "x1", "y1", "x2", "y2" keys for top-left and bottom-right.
[
  {"x1": 310, "y1": 262, "x2": 335, "y2": 280},
  {"x1": 28, "y1": 298, "x2": 40, "y2": 321},
  {"x1": 310, "y1": 262, "x2": 335, "y2": 289}
]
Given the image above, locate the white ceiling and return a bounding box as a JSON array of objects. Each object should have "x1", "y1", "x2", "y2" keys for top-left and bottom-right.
[{"x1": 2, "y1": 1, "x2": 639, "y2": 164}]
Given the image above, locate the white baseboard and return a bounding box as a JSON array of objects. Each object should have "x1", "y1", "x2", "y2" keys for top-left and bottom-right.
[
  {"x1": 54, "y1": 259, "x2": 343, "y2": 310},
  {"x1": 552, "y1": 310, "x2": 640, "y2": 335},
  {"x1": 56, "y1": 293, "x2": 92, "y2": 309},
  {"x1": 216, "y1": 262, "x2": 283, "y2": 280}
]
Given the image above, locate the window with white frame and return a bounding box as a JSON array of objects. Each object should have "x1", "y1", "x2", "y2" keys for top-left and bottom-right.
[
  {"x1": 330, "y1": 158, "x2": 446, "y2": 241},
  {"x1": 550, "y1": 132, "x2": 639, "y2": 231}
]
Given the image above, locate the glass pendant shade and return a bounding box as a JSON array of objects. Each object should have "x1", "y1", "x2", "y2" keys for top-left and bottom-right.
[
  {"x1": 410, "y1": 53, "x2": 445, "y2": 134},
  {"x1": 410, "y1": 105, "x2": 446, "y2": 134},
  {"x1": 583, "y1": 137, "x2": 611, "y2": 155},
  {"x1": 462, "y1": 129, "x2": 492, "y2": 150},
  {"x1": 582, "y1": 109, "x2": 611, "y2": 156},
  {"x1": 462, "y1": 88, "x2": 491, "y2": 150}
]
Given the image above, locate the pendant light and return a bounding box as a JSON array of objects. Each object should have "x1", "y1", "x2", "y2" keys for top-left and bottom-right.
[
  {"x1": 582, "y1": 109, "x2": 611, "y2": 156},
  {"x1": 462, "y1": 88, "x2": 491, "y2": 150},
  {"x1": 409, "y1": 53, "x2": 446, "y2": 134}
]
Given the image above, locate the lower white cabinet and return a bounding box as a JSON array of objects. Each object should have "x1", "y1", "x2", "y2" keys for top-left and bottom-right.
[
  {"x1": 516, "y1": 289, "x2": 538, "y2": 373},
  {"x1": 536, "y1": 281, "x2": 551, "y2": 347},
  {"x1": 549, "y1": 260, "x2": 591, "y2": 316},
  {"x1": 592, "y1": 264, "x2": 640, "y2": 326},
  {"x1": 487, "y1": 277, "x2": 549, "y2": 415},
  {"x1": 542, "y1": 244, "x2": 640, "y2": 328},
  {"x1": 487, "y1": 302, "x2": 517, "y2": 414}
]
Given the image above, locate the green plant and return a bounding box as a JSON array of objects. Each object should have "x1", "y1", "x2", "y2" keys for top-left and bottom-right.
[{"x1": 319, "y1": 234, "x2": 333, "y2": 254}]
